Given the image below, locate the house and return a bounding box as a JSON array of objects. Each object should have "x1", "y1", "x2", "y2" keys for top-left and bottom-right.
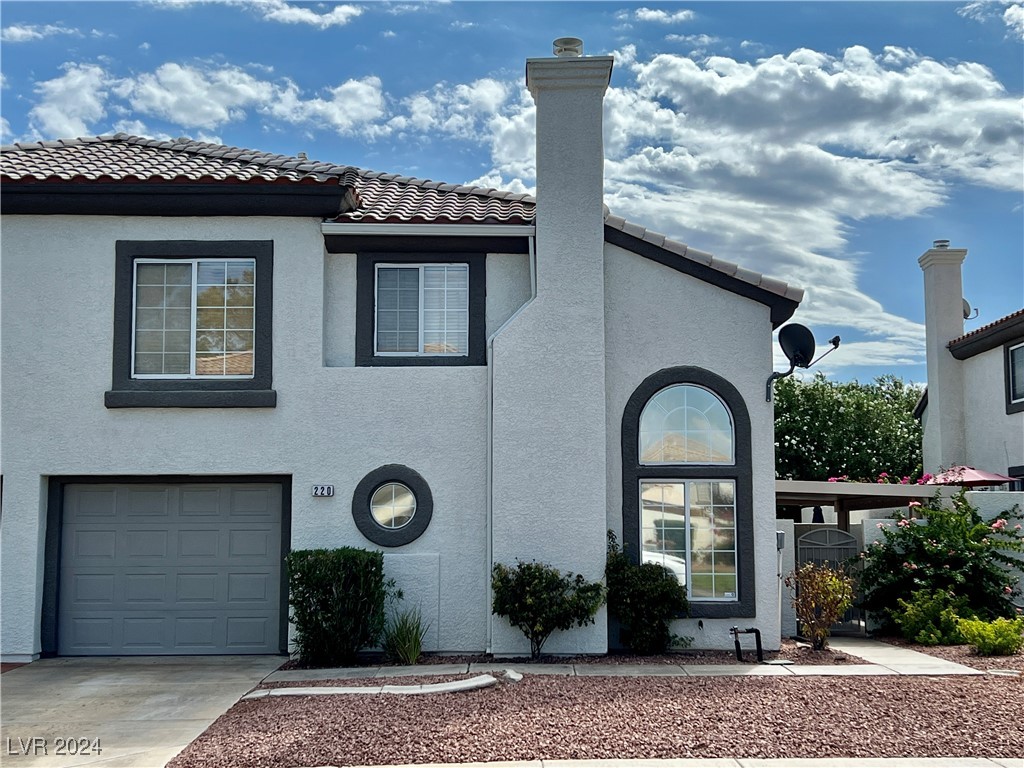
[
  {"x1": 916, "y1": 242, "x2": 1024, "y2": 484},
  {"x1": 0, "y1": 43, "x2": 803, "y2": 662}
]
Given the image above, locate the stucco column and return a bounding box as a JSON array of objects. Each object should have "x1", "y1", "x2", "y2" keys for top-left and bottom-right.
[
  {"x1": 488, "y1": 49, "x2": 613, "y2": 655},
  {"x1": 919, "y1": 242, "x2": 967, "y2": 473}
]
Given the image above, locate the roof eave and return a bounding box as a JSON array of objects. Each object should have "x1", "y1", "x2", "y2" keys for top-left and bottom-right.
[
  {"x1": 0, "y1": 181, "x2": 348, "y2": 218},
  {"x1": 604, "y1": 226, "x2": 801, "y2": 329},
  {"x1": 948, "y1": 312, "x2": 1024, "y2": 360}
]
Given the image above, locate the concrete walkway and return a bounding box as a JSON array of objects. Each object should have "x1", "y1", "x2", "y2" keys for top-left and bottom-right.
[
  {"x1": 264, "y1": 638, "x2": 983, "y2": 684},
  {"x1": 0, "y1": 655, "x2": 281, "y2": 767}
]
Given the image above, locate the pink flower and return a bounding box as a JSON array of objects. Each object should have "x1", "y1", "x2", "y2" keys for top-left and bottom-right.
[
  {"x1": 903, "y1": 562, "x2": 918, "y2": 570},
  {"x1": 909, "y1": 501, "x2": 922, "y2": 508},
  {"x1": 1005, "y1": 586, "x2": 1013, "y2": 595},
  {"x1": 876, "y1": 522, "x2": 885, "y2": 529},
  {"x1": 1016, "y1": 524, "x2": 1023, "y2": 531},
  {"x1": 900, "y1": 476, "x2": 911, "y2": 485},
  {"x1": 898, "y1": 519, "x2": 911, "y2": 528},
  {"x1": 991, "y1": 519, "x2": 1007, "y2": 531}
]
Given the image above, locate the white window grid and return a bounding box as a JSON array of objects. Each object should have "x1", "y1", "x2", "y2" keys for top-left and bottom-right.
[
  {"x1": 1010, "y1": 342, "x2": 1024, "y2": 404},
  {"x1": 639, "y1": 478, "x2": 738, "y2": 602},
  {"x1": 373, "y1": 263, "x2": 469, "y2": 356},
  {"x1": 131, "y1": 258, "x2": 256, "y2": 380},
  {"x1": 639, "y1": 384, "x2": 736, "y2": 466}
]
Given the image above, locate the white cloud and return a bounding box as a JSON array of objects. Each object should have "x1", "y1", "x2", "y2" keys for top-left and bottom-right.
[
  {"x1": 665, "y1": 33, "x2": 719, "y2": 47},
  {"x1": 381, "y1": 29, "x2": 396, "y2": 38},
  {"x1": 269, "y1": 76, "x2": 386, "y2": 135},
  {"x1": 450, "y1": 20, "x2": 476, "y2": 30},
  {"x1": 1, "y1": 23, "x2": 80, "y2": 43},
  {"x1": 958, "y1": 1, "x2": 1024, "y2": 40},
  {"x1": 28, "y1": 63, "x2": 108, "y2": 137},
  {"x1": 634, "y1": 7, "x2": 696, "y2": 24},
  {"x1": 253, "y1": 1, "x2": 363, "y2": 29},
  {"x1": 1, "y1": 116, "x2": 12, "y2": 143},
  {"x1": 117, "y1": 63, "x2": 275, "y2": 130}
]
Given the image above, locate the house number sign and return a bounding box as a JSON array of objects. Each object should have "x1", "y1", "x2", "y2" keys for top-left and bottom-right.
[{"x1": 312, "y1": 485, "x2": 335, "y2": 497}]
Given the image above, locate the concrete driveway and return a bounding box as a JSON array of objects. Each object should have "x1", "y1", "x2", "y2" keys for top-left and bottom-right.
[{"x1": 0, "y1": 655, "x2": 283, "y2": 767}]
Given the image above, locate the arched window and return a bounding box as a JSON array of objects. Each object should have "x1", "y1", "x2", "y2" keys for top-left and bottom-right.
[
  {"x1": 622, "y1": 367, "x2": 754, "y2": 618},
  {"x1": 639, "y1": 384, "x2": 734, "y2": 465}
]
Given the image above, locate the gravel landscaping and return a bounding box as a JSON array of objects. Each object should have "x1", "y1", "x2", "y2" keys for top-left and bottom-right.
[
  {"x1": 879, "y1": 637, "x2": 1024, "y2": 672},
  {"x1": 170, "y1": 672, "x2": 1023, "y2": 767}
]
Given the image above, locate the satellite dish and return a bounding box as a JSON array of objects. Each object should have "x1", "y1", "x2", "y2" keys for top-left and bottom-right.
[
  {"x1": 778, "y1": 324, "x2": 816, "y2": 369},
  {"x1": 962, "y1": 298, "x2": 976, "y2": 320}
]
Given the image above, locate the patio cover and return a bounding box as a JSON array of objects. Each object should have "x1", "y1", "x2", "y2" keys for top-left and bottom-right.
[
  {"x1": 775, "y1": 480, "x2": 956, "y2": 530},
  {"x1": 925, "y1": 465, "x2": 1017, "y2": 487}
]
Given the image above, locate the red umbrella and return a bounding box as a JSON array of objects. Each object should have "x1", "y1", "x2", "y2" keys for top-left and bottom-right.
[{"x1": 926, "y1": 465, "x2": 1017, "y2": 487}]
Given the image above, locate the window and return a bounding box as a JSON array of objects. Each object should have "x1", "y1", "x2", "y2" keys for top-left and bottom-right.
[
  {"x1": 133, "y1": 259, "x2": 255, "y2": 378},
  {"x1": 107, "y1": 241, "x2": 274, "y2": 408},
  {"x1": 621, "y1": 367, "x2": 754, "y2": 618},
  {"x1": 1008, "y1": 342, "x2": 1024, "y2": 414},
  {"x1": 375, "y1": 264, "x2": 468, "y2": 356},
  {"x1": 352, "y1": 464, "x2": 433, "y2": 547},
  {"x1": 355, "y1": 253, "x2": 486, "y2": 367}
]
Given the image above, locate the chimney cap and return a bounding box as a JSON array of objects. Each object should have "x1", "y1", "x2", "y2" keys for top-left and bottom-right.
[
  {"x1": 933, "y1": 239, "x2": 950, "y2": 249},
  {"x1": 553, "y1": 37, "x2": 583, "y2": 57}
]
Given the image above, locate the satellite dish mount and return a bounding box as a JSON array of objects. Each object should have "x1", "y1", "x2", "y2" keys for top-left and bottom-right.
[{"x1": 765, "y1": 325, "x2": 840, "y2": 401}]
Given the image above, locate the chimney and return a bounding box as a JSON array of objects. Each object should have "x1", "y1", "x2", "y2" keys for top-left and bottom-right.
[
  {"x1": 526, "y1": 39, "x2": 613, "y2": 296},
  {"x1": 919, "y1": 240, "x2": 968, "y2": 472}
]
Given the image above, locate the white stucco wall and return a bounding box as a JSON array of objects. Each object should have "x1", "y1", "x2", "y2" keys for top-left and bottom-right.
[
  {"x1": 603, "y1": 243, "x2": 781, "y2": 650},
  {"x1": 0, "y1": 215, "x2": 500, "y2": 658},
  {"x1": 962, "y1": 347, "x2": 1024, "y2": 474}
]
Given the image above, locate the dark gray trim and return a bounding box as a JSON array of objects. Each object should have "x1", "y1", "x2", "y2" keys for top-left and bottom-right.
[
  {"x1": 605, "y1": 227, "x2": 799, "y2": 329},
  {"x1": 351, "y1": 465, "x2": 434, "y2": 547},
  {"x1": 1, "y1": 182, "x2": 346, "y2": 217},
  {"x1": 620, "y1": 366, "x2": 755, "y2": 619},
  {"x1": 913, "y1": 388, "x2": 928, "y2": 420},
  {"x1": 355, "y1": 253, "x2": 486, "y2": 367},
  {"x1": 949, "y1": 313, "x2": 1024, "y2": 360},
  {"x1": 325, "y1": 234, "x2": 530, "y2": 254},
  {"x1": 1008, "y1": 465, "x2": 1024, "y2": 477},
  {"x1": 42, "y1": 474, "x2": 292, "y2": 657},
  {"x1": 106, "y1": 240, "x2": 275, "y2": 408},
  {"x1": 1005, "y1": 341, "x2": 1024, "y2": 415}
]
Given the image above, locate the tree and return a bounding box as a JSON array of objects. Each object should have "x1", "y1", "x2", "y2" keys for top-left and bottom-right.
[{"x1": 773, "y1": 373, "x2": 922, "y2": 482}]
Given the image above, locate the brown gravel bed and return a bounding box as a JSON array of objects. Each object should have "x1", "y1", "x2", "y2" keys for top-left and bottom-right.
[
  {"x1": 879, "y1": 636, "x2": 1024, "y2": 672},
  {"x1": 169, "y1": 675, "x2": 1023, "y2": 767}
]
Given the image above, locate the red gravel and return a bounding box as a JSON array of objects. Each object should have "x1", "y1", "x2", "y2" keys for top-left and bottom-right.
[
  {"x1": 168, "y1": 675, "x2": 1024, "y2": 767},
  {"x1": 879, "y1": 637, "x2": 1024, "y2": 672}
]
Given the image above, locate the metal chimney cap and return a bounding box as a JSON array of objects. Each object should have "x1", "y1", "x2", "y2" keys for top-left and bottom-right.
[
  {"x1": 553, "y1": 37, "x2": 583, "y2": 57},
  {"x1": 933, "y1": 239, "x2": 950, "y2": 249}
]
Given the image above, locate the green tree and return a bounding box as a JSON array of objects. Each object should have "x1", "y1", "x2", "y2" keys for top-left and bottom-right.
[{"x1": 773, "y1": 373, "x2": 922, "y2": 482}]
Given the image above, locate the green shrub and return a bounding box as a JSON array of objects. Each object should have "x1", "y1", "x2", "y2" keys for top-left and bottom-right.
[
  {"x1": 382, "y1": 605, "x2": 430, "y2": 665},
  {"x1": 893, "y1": 589, "x2": 972, "y2": 645},
  {"x1": 491, "y1": 560, "x2": 604, "y2": 659},
  {"x1": 605, "y1": 531, "x2": 690, "y2": 654},
  {"x1": 286, "y1": 547, "x2": 398, "y2": 666},
  {"x1": 784, "y1": 561, "x2": 854, "y2": 650},
  {"x1": 859, "y1": 490, "x2": 1024, "y2": 632},
  {"x1": 956, "y1": 617, "x2": 1024, "y2": 656}
]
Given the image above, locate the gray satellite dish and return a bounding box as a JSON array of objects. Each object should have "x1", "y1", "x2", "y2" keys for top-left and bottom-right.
[{"x1": 778, "y1": 324, "x2": 815, "y2": 369}]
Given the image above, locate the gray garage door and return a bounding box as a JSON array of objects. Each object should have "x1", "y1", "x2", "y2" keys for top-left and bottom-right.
[{"x1": 59, "y1": 482, "x2": 283, "y2": 655}]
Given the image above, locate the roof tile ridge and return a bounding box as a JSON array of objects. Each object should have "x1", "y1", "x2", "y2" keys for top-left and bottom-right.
[{"x1": 352, "y1": 167, "x2": 536, "y2": 204}]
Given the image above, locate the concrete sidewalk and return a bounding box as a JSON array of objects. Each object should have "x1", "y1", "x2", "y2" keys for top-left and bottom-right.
[{"x1": 265, "y1": 637, "x2": 984, "y2": 684}]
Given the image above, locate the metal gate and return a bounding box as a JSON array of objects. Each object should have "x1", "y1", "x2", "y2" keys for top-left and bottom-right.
[{"x1": 796, "y1": 528, "x2": 865, "y2": 637}]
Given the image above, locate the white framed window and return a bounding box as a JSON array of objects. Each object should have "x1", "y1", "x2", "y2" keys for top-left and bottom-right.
[
  {"x1": 639, "y1": 384, "x2": 734, "y2": 464},
  {"x1": 1010, "y1": 342, "x2": 1024, "y2": 404},
  {"x1": 641, "y1": 479, "x2": 738, "y2": 601},
  {"x1": 132, "y1": 258, "x2": 256, "y2": 379},
  {"x1": 374, "y1": 264, "x2": 469, "y2": 356}
]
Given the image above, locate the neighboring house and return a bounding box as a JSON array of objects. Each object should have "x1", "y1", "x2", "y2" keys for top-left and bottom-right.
[
  {"x1": 916, "y1": 243, "x2": 1024, "y2": 485},
  {"x1": 0, "y1": 46, "x2": 802, "y2": 662}
]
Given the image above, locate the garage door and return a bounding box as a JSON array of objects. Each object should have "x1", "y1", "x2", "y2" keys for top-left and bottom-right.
[{"x1": 59, "y1": 482, "x2": 283, "y2": 655}]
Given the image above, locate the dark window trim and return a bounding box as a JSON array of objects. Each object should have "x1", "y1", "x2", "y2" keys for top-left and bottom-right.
[
  {"x1": 621, "y1": 366, "x2": 755, "y2": 618},
  {"x1": 106, "y1": 240, "x2": 276, "y2": 408},
  {"x1": 1006, "y1": 341, "x2": 1024, "y2": 415},
  {"x1": 604, "y1": 227, "x2": 799, "y2": 329},
  {"x1": 355, "y1": 253, "x2": 486, "y2": 367},
  {"x1": 351, "y1": 465, "x2": 434, "y2": 547},
  {"x1": 42, "y1": 474, "x2": 292, "y2": 657}
]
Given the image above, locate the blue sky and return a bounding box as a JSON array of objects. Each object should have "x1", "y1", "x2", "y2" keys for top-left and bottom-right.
[{"x1": 2, "y1": 1, "x2": 1022, "y2": 385}]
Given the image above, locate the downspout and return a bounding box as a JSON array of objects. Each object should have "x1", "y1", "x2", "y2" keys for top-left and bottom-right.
[{"x1": 485, "y1": 235, "x2": 537, "y2": 654}]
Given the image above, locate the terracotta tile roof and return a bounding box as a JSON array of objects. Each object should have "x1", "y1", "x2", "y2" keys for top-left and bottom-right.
[
  {"x1": 1, "y1": 133, "x2": 801, "y2": 303},
  {"x1": 1, "y1": 134, "x2": 360, "y2": 187},
  {"x1": 949, "y1": 307, "x2": 1024, "y2": 346}
]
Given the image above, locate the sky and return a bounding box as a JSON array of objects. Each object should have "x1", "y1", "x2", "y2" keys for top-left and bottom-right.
[{"x1": 1, "y1": 0, "x2": 1022, "y2": 386}]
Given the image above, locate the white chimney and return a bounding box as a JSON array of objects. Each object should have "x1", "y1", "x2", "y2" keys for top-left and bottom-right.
[{"x1": 919, "y1": 240, "x2": 968, "y2": 472}]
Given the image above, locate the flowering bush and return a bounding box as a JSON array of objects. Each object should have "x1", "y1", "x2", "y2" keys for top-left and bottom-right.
[
  {"x1": 956, "y1": 616, "x2": 1024, "y2": 656},
  {"x1": 859, "y1": 490, "x2": 1024, "y2": 633}
]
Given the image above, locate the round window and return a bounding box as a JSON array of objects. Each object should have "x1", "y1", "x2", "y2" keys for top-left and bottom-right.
[
  {"x1": 352, "y1": 464, "x2": 433, "y2": 547},
  {"x1": 370, "y1": 482, "x2": 416, "y2": 529}
]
